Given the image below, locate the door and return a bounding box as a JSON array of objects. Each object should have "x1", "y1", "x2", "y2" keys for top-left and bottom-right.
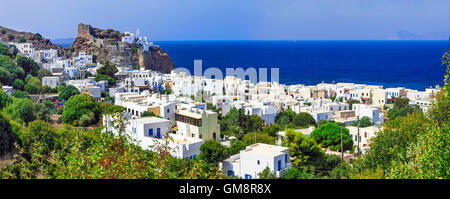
[{"x1": 157, "y1": 128, "x2": 161, "y2": 138}]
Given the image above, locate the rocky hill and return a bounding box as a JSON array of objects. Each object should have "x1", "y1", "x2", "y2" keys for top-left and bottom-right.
[
  {"x1": 0, "y1": 26, "x2": 64, "y2": 50},
  {"x1": 0, "y1": 24, "x2": 174, "y2": 73},
  {"x1": 71, "y1": 24, "x2": 174, "y2": 73}
]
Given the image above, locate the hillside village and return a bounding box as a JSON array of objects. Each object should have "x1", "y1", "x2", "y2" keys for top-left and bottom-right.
[{"x1": 0, "y1": 24, "x2": 447, "y2": 179}]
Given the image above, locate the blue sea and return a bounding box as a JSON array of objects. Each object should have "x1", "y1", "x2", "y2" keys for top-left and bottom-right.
[
  {"x1": 154, "y1": 40, "x2": 449, "y2": 91},
  {"x1": 56, "y1": 40, "x2": 449, "y2": 91}
]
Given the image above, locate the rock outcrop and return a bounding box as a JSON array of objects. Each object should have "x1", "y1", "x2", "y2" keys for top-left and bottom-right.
[
  {"x1": 71, "y1": 23, "x2": 174, "y2": 73},
  {"x1": 0, "y1": 26, "x2": 63, "y2": 50}
]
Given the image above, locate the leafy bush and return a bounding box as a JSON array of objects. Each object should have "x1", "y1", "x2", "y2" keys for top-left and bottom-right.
[
  {"x1": 62, "y1": 94, "x2": 100, "y2": 126},
  {"x1": 310, "y1": 122, "x2": 353, "y2": 151}
]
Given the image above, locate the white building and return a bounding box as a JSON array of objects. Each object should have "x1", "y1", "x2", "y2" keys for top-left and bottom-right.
[
  {"x1": 222, "y1": 143, "x2": 291, "y2": 179},
  {"x1": 352, "y1": 104, "x2": 384, "y2": 125},
  {"x1": 175, "y1": 107, "x2": 220, "y2": 141},
  {"x1": 13, "y1": 43, "x2": 34, "y2": 59},
  {"x1": 103, "y1": 116, "x2": 203, "y2": 159},
  {"x1": 348, "y1": 126, "x2": 382, "y2": 154},
  {"x1": 42, "y1": 76, "x2": 60, "y2": 89}
]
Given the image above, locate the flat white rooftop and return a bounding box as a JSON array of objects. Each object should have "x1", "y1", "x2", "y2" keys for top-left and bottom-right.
[
  {"x1": 242, "y1": 143, "x2": 288, "y2": 156},
  {"x1": 134, "y1": 116, "x2": 170, "y2": 124}
]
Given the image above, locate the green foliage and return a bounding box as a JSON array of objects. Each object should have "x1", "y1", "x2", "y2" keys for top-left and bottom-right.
[
  {"x1": 17, "y1": 36, "x2": 26, "y2": 43},
  {"x1": 141, "y1": 111, "x2": 157, "y2": 117},
  {"x1": 359, "y1": 116, "x2": 373, "y2": 127},
  {"x1": 389, "y1": 123, "x2": 450, "y2": 179},
  {"x1": 292, "y1": 112, "x2": 316, "y2": 127},
  {"x1": 21, "y1": 120, "x2": 57, "y2": 154},
  {"x1": 199, "y1": 140, "x2": 228, "y2": 165},
  {"x1": 354, "y1": 112, "x2": 428, "y2": 173},
  {"x1": 37, "y1": 69, "x2": 52, "y2": 80},
  {"x1": 281, "y1": 167, "x2": 316, "y2": 179},
  {"x1": 0, "y1": 89, "x2": 12, "y2": 110},
  {"x1": 0, "y1": 113, "x2": 16, "y2": 155},
  {"x1": 258, "y1": 167, "x2": 278, "y2": 179},
  {"x1": 11, "y1": 90, "x2": 30, "y2": 99},
  {"x1": 275, "y1": 110, "x2": 296, "y2": 128},
  {"x1": 42, "y1": 100, "x2": 57, "y2": 115},
  {"x1": 105, "y1": 105, "x2": 125, "y2": 115},
  {"x1": 96, "y1": 61, "x2": 118, "y2": 78},
  {"x1": 24, "y1": 76, "x2": 42, "y2": 94},
  {"x1": 242, "y1": 132, "x2": 276, "y2": 145},
  {"x1": 58, "y1": 85, "x2": 80, "y2": 101},
  {"x1": 15, "y1": 55, "x2": 39, "y2": 76},
  {"x1": 34, "y1": 103, "x2": 51, "y2": 122},
  {"x1": 442, "y1": 51, "x2": 450, "y2": 99},
  {"x1": 428, "y1": 91, "x2": 450, "y2": 126},
  {"x1": 219, "y1": 108, "x2": 263, "y2": 139},
  {"x1": 310, "y1": 122, "x2": 353, "y2": 151},
  {"x1": 228, "y1": 138, "x2": 247, "y2": 155},
  {"x1": 13, "y1": 79, "x2": 25, "y2": 90},
  {"x1": 387, "y1": 97, "x2": 421, "y2": 120},
  {"x1": 79, "y1": 114, "x2": 91, "y2": 127},
  {"x1": 3, "y1": 97, "x2": 35, "y2": 124},
  {"x1": 95, "y1": 74, "x2": 115, "y2": 87},
  {"x1": 284, "y1": 128, "x2": 324, "y2": 169},
  {"x1": 262, "y1": 123, "x2": 282, "y2": 137},
  {"x1": 346, "y1": 99, "x2": 360, "y2": 110},
  {"x1": 62, "y1": 94, "x2": 100, "y2": 126},
  {"x1": 329, "y1": 162, "x2": 353, "y2": 179}
]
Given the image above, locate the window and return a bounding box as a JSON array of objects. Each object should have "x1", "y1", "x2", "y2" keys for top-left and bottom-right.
[
  {"x1": 285, "y1": 154, "x2": 288, "y2": 163},
  {"x1": 245, "y1": 174, "x2": 252, "y2": 179},
  {"x1": 257, "y1": 160, "x2": 260, "y2": 165},
  {"x1": 157, "y1": 128, "x2": 161, "y2": 138},
  {"x1": 133, "y1": 128, "x2": 136, "y2": 134},
  {"x1": 278, "y1": 160, "x2": 281, "y2": 171}
]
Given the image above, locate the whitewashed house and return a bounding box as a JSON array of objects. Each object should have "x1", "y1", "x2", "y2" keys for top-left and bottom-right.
[{"x1": 222, "y1": 143, "x2": 291, "y2": 179}]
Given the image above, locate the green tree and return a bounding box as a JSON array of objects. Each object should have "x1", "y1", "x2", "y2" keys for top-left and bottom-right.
[
  {"x1": 3, "y1": 97, "x2": 35, "y2": 124},
  {"x1": 354, "y1": 112, "x2": 428, "y2": 173},
  {"x1": 0, "y1": 113, "x2": 16, "y2": 155},
  {"x1": 37, "y1": 69, "x2": 52, "y2": 80},
  {"x1": 11, "y1": 90, "x2": 30, "y2": 99},
  {"x1": 284, "y1": 128, "x2": 323, "y2": 169},
  {"x1": 258, "y1": 167, "x2": 278, "y2": 179},
  {"x1": 34, "y1": 103, "x2": 51, "y2": 121},
  {"x1": 281, "y1": 167, "x2": 316, "y2": 179},
  {"x1": 96, "y1": 61, "x2": 118, "y2": 78},
  {"x1": 20, "y1": 120, "x2": 58, "y2": 154},
  {"x1": 242, "y1": 132, "x2": 276, "y2": 145},
  {"x1": 228, "y1": 138, "x2": 247, "y2": 155},
  {"x1": 15, "y1": 55, "x2": 39, "y2": 76},
  {"x1": 310, "y1": 122, "x2": 353, "y2": 151},
  {"x1": 24, "y1": 76, "x2": 42, "y2": 94},
  {"x1": 61, "y1": 94, "x2": 100, "y2": 126},
  {"x1": 262, "y1": 124, "x2": 282, "y2": 137},
  {"x1": 359, "y1": 116, "x2": 373, "y2": 127},
  {"x1": 0, "y1": 89, "x2": 12, "y2": 109},
  {"x1": 95, "y1": 74, "x2": 115, "y2": 87},
  {"x1": 275, "y1": 110, "x2": 296, "y2": 128},
  {"x1": 13, "y1": 79, "x2": 25, "y2": 90},
  {"x1": 58, "y1": 85, "x2": 80, "y2": 101},
  {"x1": 292, "y1": 112, "x2": 316, "y2": 127},
  {"x1": 199, "y1": 140, "x2": 228, "y2": 165}
]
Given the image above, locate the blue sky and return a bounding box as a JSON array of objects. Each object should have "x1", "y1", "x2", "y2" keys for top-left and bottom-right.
[{"x1": 1, "y1": 0, "x2": 449, "y2": 40}]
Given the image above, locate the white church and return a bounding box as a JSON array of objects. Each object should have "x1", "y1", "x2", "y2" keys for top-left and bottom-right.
[{"x1": 121, "y1": 28, "x2": 154, "y2": 52}]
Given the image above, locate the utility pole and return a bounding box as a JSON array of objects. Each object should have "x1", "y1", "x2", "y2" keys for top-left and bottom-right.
[{"x1": 357, "y1": 116, "x2": 360, "y2": 157}]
